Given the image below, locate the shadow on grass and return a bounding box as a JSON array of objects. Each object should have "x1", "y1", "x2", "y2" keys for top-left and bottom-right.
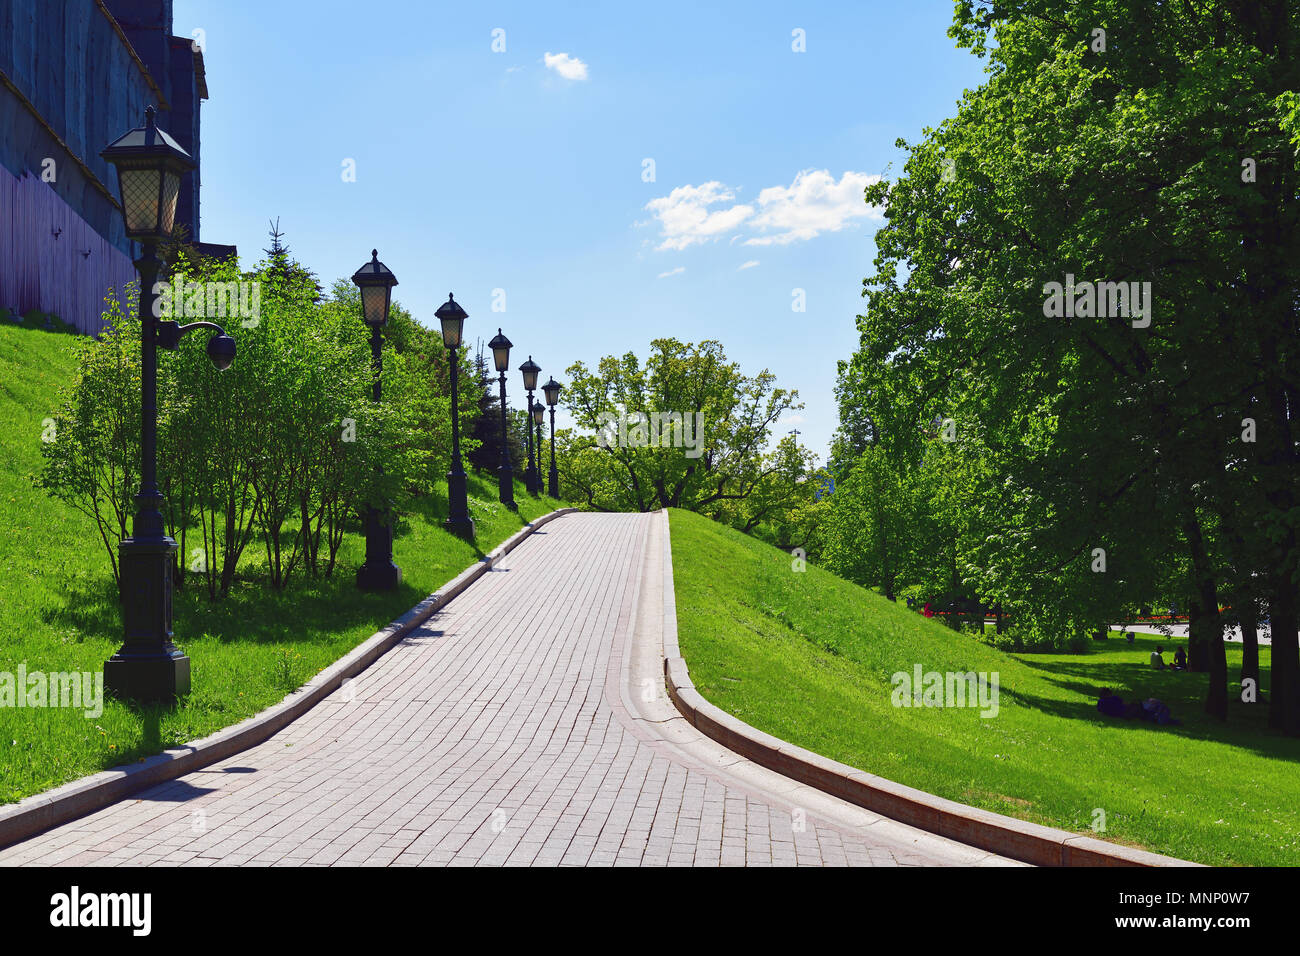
[
  {"x1": 42, "y1": 570, "x2": 430, "y2": 650},
  {"x1": 996, "y1": 651, "x2": 1300, "y2": 761},
  {"x1": 403, "y1": 493, "x2": 492, "y2": 560}
]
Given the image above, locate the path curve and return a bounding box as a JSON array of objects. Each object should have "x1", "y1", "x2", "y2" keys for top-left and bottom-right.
[{"x1": 0, "y1": 512, "x2": 1014, "y2": 866}]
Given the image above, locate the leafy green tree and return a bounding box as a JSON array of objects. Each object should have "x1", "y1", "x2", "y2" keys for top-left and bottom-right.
[
  {"x1": 560, "y1": 338, "x2": 800, "y2": 522},
  {"x1": 822, "y1": 444, "x2": 919, "y2": 601},
  {"x1": 39, "y1": 248, "x2": 457, "y2": 602},
  {"x1": 839, "y1": 0, "x2": 1300, "y2": 722},
  {"x1": 323, "y1": 279, "x2": 480, "y2": 501},
  {"x1": 36, "y1": 291, "x2": 142, "y2": 586}
]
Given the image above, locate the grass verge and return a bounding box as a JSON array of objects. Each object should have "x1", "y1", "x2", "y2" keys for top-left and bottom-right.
[{"x1": 669, "y1": 507, "x2": 1298, "y2": 866}]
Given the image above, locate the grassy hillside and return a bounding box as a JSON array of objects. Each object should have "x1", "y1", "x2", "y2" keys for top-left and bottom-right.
[
  {"x1": 669, "y1": 508, "x2": 1298, "y2": 866},
  {"x1": 0, "y1": 324, "x2": 556, "y2": 804}
]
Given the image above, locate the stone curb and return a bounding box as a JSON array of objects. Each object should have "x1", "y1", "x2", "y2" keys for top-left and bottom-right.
[
  {"x1": 0, "y1": 507, "x2": 578, "y2": 851},
  {"x1": 664, "y1": 660, "x2": 1199, "y2": 867}
]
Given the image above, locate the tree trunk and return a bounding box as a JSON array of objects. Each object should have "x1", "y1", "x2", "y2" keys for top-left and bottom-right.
[
  {"x1": 1184, "y1": 515, "x2": 1226, "y2": 718},
  {"x1": 1186, "y1": 600, "x2": 1209, "y2": 672},
  {"x1": 1239, "y1": 601, "x2": 1260, "y2": 692},
  {"x1": 1268, "y1": 582, "x2": 1299, "y2": 734},
  {"x1": 1202, "y1": 592, "x2": 1228, "y2": 720}
]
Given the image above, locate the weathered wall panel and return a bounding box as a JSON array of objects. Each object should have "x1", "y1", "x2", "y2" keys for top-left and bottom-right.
[
  {"x1": 0, "y1": 163, "x2": 135, "y2": 335},
  {"x1": 0, "y1": 0, "x2": 162, "y2": 255},
  {"x1": 0, "y1": 0, "x2": 207, "y2": 333}
]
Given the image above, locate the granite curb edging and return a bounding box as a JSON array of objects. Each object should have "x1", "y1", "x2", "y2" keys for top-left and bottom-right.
[
  {"x1": 0, "y1": 506, "x2": 578, "y2": 851},
  {"x1": 656, "y1": 517, "x2": 1198, "y2": 868}
]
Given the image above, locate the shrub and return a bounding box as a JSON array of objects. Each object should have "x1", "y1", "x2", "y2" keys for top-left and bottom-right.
[
  {"x1": 981, "y1": 619, "x2": 1091, "y2": 653},
  {"x1": 37, "y1": 249, "x2": 479, "y2": 599}
]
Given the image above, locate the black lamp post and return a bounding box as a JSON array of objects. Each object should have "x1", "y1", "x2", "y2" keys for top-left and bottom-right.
[
  {"x1": 518, "y1": 356, "x2": 541, "y2": 495},
  {"x1": 488, "y1": 329, "x2": 516, "y2": 510},
  {"x1": 543, "y1": 376, "x2": 562, "y2": 498},
  {"x1": 352, "y1": 250, "x2": 401, "y2": 591},
  {"x1": 532, "y1": 400, "x2": 545, "y2": 497},
  {"x1": 436, "y1": 294, "x2": 474, "y2": 539},
  {"x1": 100, "y1": 106, "x2": 236, "y2": 704}
]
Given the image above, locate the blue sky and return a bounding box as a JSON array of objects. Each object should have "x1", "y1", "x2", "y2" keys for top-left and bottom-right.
[{"x1": 174, "y1": 0, "x2": 987, "y2": 461}]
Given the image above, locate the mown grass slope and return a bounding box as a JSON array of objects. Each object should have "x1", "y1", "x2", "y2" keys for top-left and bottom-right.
[{"x1": 669, "y1": 508, "x2": 1296, "y2": 866}]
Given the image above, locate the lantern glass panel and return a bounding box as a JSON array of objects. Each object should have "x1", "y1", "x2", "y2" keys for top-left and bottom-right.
[
  {"x1": 439, "y1": 315, "x2": 463, "y2": 349},
  {"x1": 160, "y1": 169, "x2": 182, "y2": 235},
  {"x1": 360, "y1": 285, "x2": 389, "y2": 325},
  {"x1": 118, "y1": 166, "x2": 162, "y2": 235}
]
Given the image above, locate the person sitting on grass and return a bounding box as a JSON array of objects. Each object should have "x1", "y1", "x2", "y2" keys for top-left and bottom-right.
[
  {"x1": 1150, "y1": 645, "x2": 1166, "y2": 669},
  {"x1": 1172, "y1": 646, "x2": 1187, "y2": 671}
]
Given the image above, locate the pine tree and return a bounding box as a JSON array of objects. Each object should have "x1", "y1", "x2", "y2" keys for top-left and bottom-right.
[
  {"x1": 467, "y1": 341, "x2": 502, "y2": 474},
  {"x1": 262, "y1": 218, "x2": 322, "y2": 301},
  {"x1": 466, "y1": 340, "x2": 528, "y2": 476}
]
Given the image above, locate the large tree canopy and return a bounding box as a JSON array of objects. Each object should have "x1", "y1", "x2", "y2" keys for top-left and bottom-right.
[{"x1": 833, "y1": 0, "x2": 1300, "y2": 725}]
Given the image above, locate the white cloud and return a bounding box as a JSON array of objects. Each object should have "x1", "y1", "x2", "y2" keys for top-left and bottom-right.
[
  {"x1": 744, "y1": 169, "x2": 882, "y2": 246},
  {"x1": 738, "y1": 259, "x2": 760, "y2": 270},
  {"x1": 543, "y1": 52, "x2": 588, "y2": 81},
  {"x1": 642, "y1": 169, "x2": 881, "y2": 252},
  {"x1": 657, "y1": 266, "x2": 685, "y2": 278},
  {"x1": 643, "y1": 182, "x2": 754, "y2": 251}
]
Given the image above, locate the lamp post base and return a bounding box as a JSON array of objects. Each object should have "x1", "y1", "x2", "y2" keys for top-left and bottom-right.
[
  {"x1": 357, "y1": 560, "x2": 402, "y2": 591},
  {"x1": 357, "y1": 507, "x2": 401, "y2": 591},
  {"x1": 104, "y1": 651, "x2": 190, "y2": 704},
  {"x1": 446, "y1": 468, "x2": 474, "y2": 540},
  {"x1": 107, "y1": 535, "x2": 189, "y2": 704},
  {"x1": 498, "y1": 466, "x2": 517, "y2": 510},
  {"x1": 444, "y1": 516, "x2": 475, "y2": 539},
  {"x1": 548, "y1": 467, "x2": 559, "y2": 499}
]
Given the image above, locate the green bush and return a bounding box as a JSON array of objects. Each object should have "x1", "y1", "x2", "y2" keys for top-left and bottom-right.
[
  {"x1": 37, "y1": 249, "x2": 482, "y2": 599},
  {"x1": 982, "y1": 619, "x2": 1092, "y2": 653}
]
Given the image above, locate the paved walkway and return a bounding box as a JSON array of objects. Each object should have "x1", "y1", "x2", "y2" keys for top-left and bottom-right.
[
  {"x1": 1112, "y1": 623, "x2": 1275, "y2": 645},
  {"x1": 0, "y1": 512, "x2": 1014, "y2": 867}
]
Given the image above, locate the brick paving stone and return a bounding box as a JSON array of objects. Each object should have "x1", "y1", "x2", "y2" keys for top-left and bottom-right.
[{"x1": 0, "y1": 512, "x2": 1018, "y2": 868}]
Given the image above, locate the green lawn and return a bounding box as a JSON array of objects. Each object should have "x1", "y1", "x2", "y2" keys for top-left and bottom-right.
[
  {"x1": 669, "y1": 508, "x2": 1299, "y2": 866},
  {"x1": 0, "y1": 324, "x2": 558, "y2": 804}
]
